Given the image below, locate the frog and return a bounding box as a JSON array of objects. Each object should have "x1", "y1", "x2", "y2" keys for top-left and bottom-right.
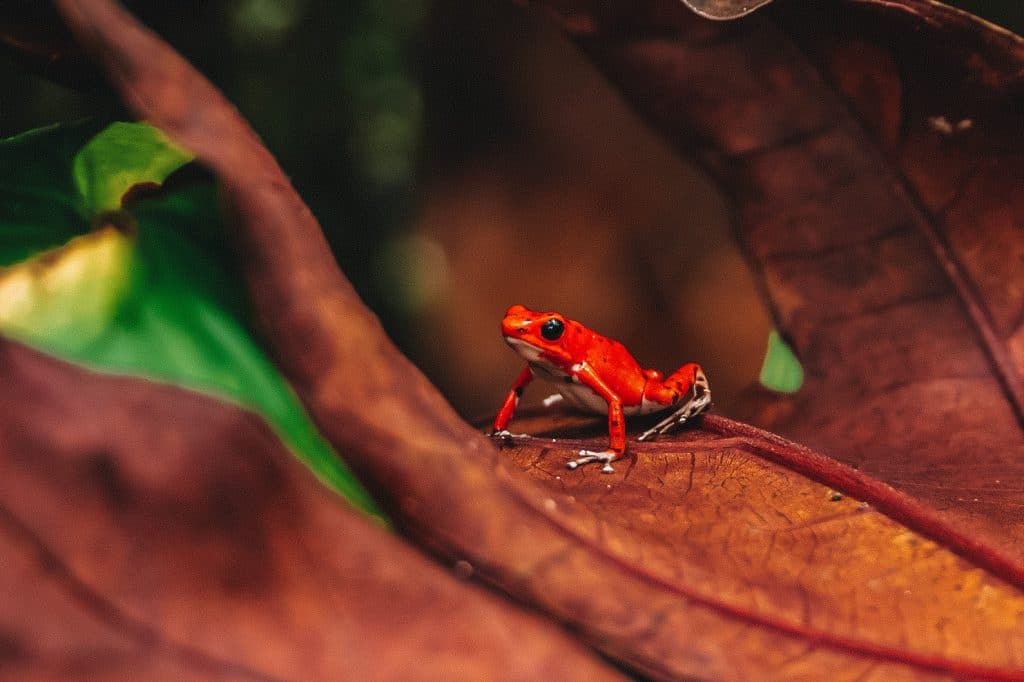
[{"x1": 491, "y1": 305, "x2": 710, "y2": 473}]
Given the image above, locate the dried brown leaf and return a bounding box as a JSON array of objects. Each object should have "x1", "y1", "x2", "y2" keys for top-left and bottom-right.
[
  {"x1": 0, "y1": 339, "x2": 621, "y2": 680},
  {"x1": 491, "y1": 409, "x2": 1024, "y2": 679}
]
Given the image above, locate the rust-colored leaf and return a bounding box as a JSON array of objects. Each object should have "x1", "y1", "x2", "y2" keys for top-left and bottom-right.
[
  {"x1": 0, "y1": 339, "x2": 621, "y2": 680},
  {"x1": 490, "y1": 409, "x2": 1024, "y2": 679},
  {"x1": 520, "y1": 0, "x2": 1024, "y2": 583},
  {"x1": 47, "y1": 0, "x2": 1024, "y2": 678}
]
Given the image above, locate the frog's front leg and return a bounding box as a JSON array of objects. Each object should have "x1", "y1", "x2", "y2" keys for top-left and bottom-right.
[
  {"x1": 566, "y1": 363, "x2": 625, "y2": 473},
  {"x1": 491, "y1": 366, "x2": 534, "y2": 436}
]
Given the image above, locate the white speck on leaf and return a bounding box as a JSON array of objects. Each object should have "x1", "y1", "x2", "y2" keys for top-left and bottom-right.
[
  {"x1": 542, "y1": 393, "x2": 564, "y2": 407},
  {"x1": 929, "y1": 115, "x2": 973, "y2": 136}
]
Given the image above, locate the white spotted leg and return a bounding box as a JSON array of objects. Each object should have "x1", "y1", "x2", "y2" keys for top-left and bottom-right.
[
  {"x1": 564, "y1": 364, "x2": 627, "y2": 474},
  {"x1": 637, "y1": 372, "x2": 712, "y2": 442}
]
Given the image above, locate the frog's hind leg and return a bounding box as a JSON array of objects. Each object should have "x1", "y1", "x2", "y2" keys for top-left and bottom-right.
[{"x1": 638, "y1": 365, "x2": 711, "y2": 441}]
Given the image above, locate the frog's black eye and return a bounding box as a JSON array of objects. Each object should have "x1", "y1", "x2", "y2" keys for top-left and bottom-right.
[{"x1": 540, "y1": 318, "x2": 565, "y2": 341}]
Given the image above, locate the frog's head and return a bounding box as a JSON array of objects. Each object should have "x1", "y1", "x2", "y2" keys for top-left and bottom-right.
[{"x1": 501, "y1": 304, "x2": 570, "y2": 362}]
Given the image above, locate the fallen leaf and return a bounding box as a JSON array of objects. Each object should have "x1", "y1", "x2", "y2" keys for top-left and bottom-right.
[
  {"x1": 491, "y1": 409, "x2": 1024, "y2": 679},
  {"x1": 0, "y1": 339, "x2": 622, "y2": 680}
]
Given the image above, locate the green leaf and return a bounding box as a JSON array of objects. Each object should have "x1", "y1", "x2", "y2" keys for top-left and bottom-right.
[
  {"x1": 72, "y1": 121, "x2": 195, "y2": 218},
  {"x1": 0, "y1": 121, "x2": 383, "y2": 520},
  {"x1": 0, "y1": 120, "x2": 109, "y2": 266},
  {"x1": 0, "y1": 226, "x2": 135, "y2": 352},
  {"x1": 759, "y1": 329, "x2": 804, "y2": 394}
]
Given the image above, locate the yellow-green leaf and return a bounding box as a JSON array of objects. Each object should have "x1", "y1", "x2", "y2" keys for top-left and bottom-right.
[
  {"x1": 72, "y1": 122, "x2": 194, "y2": 218},
  {"x1": 0, "y1": 225, "x2": 134, "y2": 353}
]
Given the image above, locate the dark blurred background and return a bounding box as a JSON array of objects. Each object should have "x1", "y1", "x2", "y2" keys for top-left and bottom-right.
[{"x1": 0, "y1": 0, "x2": 1020, "y2": 420}]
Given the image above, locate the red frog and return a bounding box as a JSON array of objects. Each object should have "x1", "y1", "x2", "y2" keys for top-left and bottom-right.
[{"x1": 491, "y1": 305, "x2": 710, "y2": 473}]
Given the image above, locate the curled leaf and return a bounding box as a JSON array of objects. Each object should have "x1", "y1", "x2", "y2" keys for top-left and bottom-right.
[{"x1": 72, "y1": 121, "x2": 194, "y2": 217}]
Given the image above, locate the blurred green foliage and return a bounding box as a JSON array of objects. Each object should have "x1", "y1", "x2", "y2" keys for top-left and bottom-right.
[
  {"x1": 0, "y1": 0, "x2": 426, "y2": 341},
  {"x1": 759, "y1": 331, "x2": 804, "y2": 394},
  {"x1": 0, "y1": 120, "x2": 382, "y2": 517}
]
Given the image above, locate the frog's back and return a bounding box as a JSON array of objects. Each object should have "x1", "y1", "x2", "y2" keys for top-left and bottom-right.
[{"x1": 558, "y1": 324, "x2": 647, "y2": 409}]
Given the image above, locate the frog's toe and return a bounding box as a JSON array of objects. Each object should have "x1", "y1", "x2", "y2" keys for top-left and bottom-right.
[
  {"x1": 569, "y1": 449, "x2": 618, "y2": 472},
  {"x1": 637, "y1": 386, "x2": 712, "y2": 441}
]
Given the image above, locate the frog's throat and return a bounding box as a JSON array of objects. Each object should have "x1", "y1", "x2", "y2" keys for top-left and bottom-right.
[{"x1": 505, "y1": 336, "x2": 545, "y2": 365}]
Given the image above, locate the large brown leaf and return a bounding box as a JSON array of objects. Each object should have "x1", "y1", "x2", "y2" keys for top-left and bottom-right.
[
  {"x1": 0, "y1": 338, "x2": 621, "y2": 680},
  {"x1": 521, "y1": 0, "x2": 1024, "y2": 574},
  {"x1": 491, "y1": 409, "x2": 1024, "y2": 679},
  {"x1": 45, "y1": 0, "x2": 1024, "y2": 678}
]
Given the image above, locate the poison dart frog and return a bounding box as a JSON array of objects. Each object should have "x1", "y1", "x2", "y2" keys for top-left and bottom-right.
[{"x1": 491, "y1": 305, "x2": 710, "y2": 473}]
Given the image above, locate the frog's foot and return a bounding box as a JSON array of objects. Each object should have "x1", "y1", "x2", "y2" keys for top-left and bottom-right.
[
  {"x1": 568, "y1": 449, "x2": 618, "y2": 474},
  {"x1": 637, "y1": 376, "x2": 712, "y2": 442},
  {"x1": 489, "y1": 429, "x2": 514, "y2": 446}
]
